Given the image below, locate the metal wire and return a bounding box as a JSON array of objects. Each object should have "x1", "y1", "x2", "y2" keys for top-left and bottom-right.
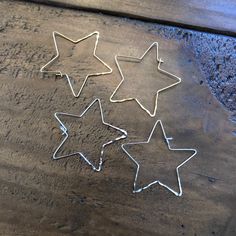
[
  {"x1": 40, "y1": 31, "x2": 112, "y2": 97},
  {"x1": 110, "y1": 42, "x2": 181, "y2": 117},
  {"x1": 122, "y1": 120, "x2": 197, "y2": 196},
  {"x1": 53, "y1": 98, "x2": 127, "y2": 172}
]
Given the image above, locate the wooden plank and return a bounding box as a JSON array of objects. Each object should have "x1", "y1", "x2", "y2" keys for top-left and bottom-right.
[
  {"x1": 28, "y1": 0, "x2": 236, "y2": 36},
  {"x1": 0, "y1": 1, "x2": 236, "y2": 235}
]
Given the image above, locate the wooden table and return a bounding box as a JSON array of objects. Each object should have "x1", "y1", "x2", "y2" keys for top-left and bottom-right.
[{"x1": 0, "y1": 1, "x2": 235, "y2": 235}]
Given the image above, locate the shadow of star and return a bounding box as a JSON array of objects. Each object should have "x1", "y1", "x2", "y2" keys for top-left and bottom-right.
[
  {"x1": 54, "y1": 100, "x2": 126, "y2": 170},
  {"x1": 122, "y1": 120, "x2": 196, "y2": 195},
  {"x1": 112, "y1": 44, "x2": 180, "y2": 116}
]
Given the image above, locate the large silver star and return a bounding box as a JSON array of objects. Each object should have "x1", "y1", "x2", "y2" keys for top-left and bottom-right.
[
  {"x1": 110, "y1": 42, "x2": 181, "y2": 117},
  {"x1": 53, "y1": 99, "x2": 127, "y2": 171},
  {"x1": 41, "y1": 31, "x2": 112, "y2": 97},
  {"x1": 122, "y1": 120, "x2": 197, "y2": 196}
]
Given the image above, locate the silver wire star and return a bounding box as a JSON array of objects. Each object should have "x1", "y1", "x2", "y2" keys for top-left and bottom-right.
[
  {"x1": 122, "y1": 120, "x2": 197, "y2": 196},
  {"x1": 53, "y1": 98, "x2": 127, "y2": 171},
  {"x1": 41, "y1": 31, "x2": 112, "y2": 97},
  {"x1": 110, "y1": 42, "x2": 181, "y2": 117}
]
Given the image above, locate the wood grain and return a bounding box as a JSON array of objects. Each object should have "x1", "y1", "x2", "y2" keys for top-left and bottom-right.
[
  {"x1": 27, "y1": 0, "x2": 236, "y2": 36},
  {"x1": 0, "y1": 1, "x2": 236, "y2": 235}
]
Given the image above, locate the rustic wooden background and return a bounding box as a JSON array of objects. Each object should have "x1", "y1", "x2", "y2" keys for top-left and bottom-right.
[
  {"x1": 29, "y1": 0, "x2": 236, "y2": 36},
  {"x1": 0, "y1": 0, "x2": 235, "y2": 235}
]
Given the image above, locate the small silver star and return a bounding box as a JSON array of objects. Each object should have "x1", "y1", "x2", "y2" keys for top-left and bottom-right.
[
  {"x1": 53, "y1": 98, "x2": 127, "y2": 171},
  {"x1": 41, "y1": 31, "x2": 112, "y2": 97},
  {"x1": 122, "y1": 120, "x2": 197, "y2": 196},
  {"x1": 110, "y1": 42, "x2": 181, "y2": 117}
]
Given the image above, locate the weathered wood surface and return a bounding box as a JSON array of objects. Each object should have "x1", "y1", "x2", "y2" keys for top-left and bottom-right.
[
  {"x1": 0, "y1": 1, "x2": 236, "y2": 235},
  {"x1": 28, "y1": 0, "x2": 236, "y2": 36}
]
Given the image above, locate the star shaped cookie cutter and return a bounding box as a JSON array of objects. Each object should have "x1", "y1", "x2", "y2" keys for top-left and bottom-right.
[
  {"x1": 110, "y1": 42, "x2": 181, "y2": 117},
  {"x1": 53, "y1": 98, "x2": 127, "y2": 172},
  {"x1": 122, "y1": 120, "x2": 197, "y2": 196},
  {"x1": 40, "y1": 31, "x2": 112, "y2": 97}
]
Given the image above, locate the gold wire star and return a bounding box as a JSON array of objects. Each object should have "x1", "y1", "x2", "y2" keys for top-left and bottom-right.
[
  {"x1": 41, "y1": 31, "x2": 112, "y2": 97},
  {"x1": 110, "y1": 42, "x2": 181, "y2": 117},
  {"x1": 122, "y1": 120, "x2": 197, "y2": 196}
]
